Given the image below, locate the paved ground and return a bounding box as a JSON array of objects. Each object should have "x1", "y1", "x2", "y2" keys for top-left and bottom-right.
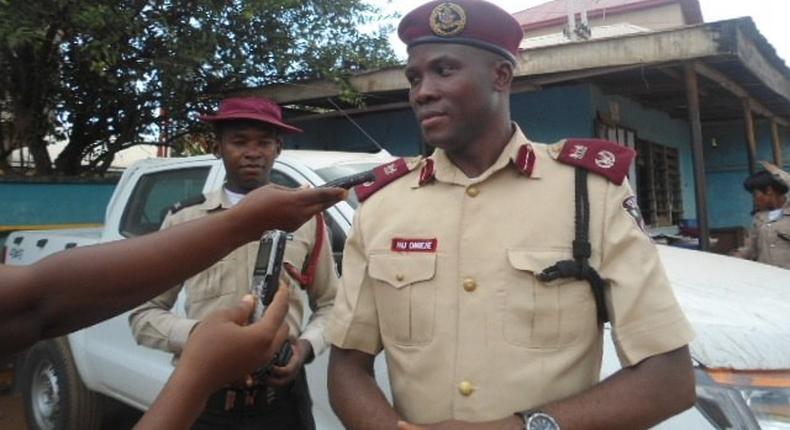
[{"x1": 0, "y1": 394, "x2": 25, "y2": 430}]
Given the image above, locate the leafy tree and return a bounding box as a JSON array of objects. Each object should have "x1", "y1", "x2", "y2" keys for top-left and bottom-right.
[{"x1": 0, "y1": 0, "x2": 397, "y2": 175}]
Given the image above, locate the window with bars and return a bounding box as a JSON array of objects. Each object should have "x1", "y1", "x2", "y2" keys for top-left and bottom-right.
[
  {"x1": 596, "y1": 118, "x2": 683, "y2": 227},
  {"x1": 635, "y1": 140, "x2": 683, "y2": 227}
]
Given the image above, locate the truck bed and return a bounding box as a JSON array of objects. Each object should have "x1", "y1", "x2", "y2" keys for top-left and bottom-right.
[{"x1": 4, "y1": 227, "x2": 103, "y2": 266}]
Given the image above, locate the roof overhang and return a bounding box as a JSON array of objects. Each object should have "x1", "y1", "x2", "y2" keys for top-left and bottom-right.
[{"x1": 238, "y1": 18, "x2": 789, "y2": 125}]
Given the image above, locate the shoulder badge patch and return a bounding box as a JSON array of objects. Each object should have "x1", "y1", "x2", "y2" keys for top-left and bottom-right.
[
  {"x1": 557, "y1": 139, "x2": 635, "y2": 185},
  {"x1": 169, "y1": 194, "x2": 206, "y2": 215},
  {"x1": 354, "y1": 158, "x2": 412, "y2": 203}
]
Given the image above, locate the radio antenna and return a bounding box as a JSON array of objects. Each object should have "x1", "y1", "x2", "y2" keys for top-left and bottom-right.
[{"x1": 326, "y1": 98, "x2": 384, "y2": 152}]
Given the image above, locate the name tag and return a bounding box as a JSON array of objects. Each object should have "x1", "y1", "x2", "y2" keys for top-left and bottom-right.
[{"x1": 391, "y1": 238, "x2": 438, "y2": 253}]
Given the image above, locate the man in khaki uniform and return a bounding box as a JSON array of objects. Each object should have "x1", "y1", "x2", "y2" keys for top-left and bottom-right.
[
  {"x1": 327, "y1": 2, "x2": 695, "y2": 430},
  {"x1": 129, "y1": 97, "x2": 338, "y2": 430},
  {"x1": 733, "y1": 163, "x2": 790, "y2": 269}
]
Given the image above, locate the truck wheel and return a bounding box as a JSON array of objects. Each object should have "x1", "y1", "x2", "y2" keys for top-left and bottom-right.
[{"x1": 21, "y1": 338, "x2": 102, "y2": 430}]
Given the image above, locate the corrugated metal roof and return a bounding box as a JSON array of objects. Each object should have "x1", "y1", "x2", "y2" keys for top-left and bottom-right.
[{"x1": 513, "y1": 0, "x2": 703, "y2": 31}]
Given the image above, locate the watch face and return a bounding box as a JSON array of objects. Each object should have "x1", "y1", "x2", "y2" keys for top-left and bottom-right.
[{"x1": 528, "y1": 413, "x2": 560, "y2": 430}]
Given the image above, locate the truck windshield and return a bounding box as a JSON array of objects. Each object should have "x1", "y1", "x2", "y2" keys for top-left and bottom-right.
[{"x1": 314, "y1": 163, "x2": 379, "y2": 208}]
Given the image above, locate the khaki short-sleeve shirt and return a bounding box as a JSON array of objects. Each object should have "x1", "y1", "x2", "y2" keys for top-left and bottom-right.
[
  {"x1": 735, "y1": 200, "x2": 790, "y2": 269},
  {"x1": 130, "y1": 188, "x2": 339, "y2": 357},
  {"x1": 327, "y1": 126, "x2": 694, "y2": 423}
]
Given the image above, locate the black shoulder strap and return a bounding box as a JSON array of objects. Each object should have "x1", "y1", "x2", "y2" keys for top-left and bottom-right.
[{"x1": 537, "y1": 168, "x2": 610, "y2": 324}]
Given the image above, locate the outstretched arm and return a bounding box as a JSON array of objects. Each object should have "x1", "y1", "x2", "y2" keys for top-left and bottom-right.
[
  {"x1": 135, "y1": 288, "x2": 290, "y2": 430},
  {"x1": 0, "y1": 185, "x2": 345, "y2": 355}
]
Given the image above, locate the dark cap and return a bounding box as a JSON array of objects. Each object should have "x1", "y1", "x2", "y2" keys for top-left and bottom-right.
[
  {"x1": 398, "y1": 0, "x2": 524, "y2": 64},
  {"x1": 200, "y1": 97, "x2": 302, "y2": 134}
]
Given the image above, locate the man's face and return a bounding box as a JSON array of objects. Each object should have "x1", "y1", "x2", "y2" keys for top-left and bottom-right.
[
  {"x1": 405, "y1": 43, "x2": 499, "y2": 152},
  {"x1": 753, "y1": 188, "x2": 783, "y2": 211},
  {"x1": 214, "y1": 122, "x2": 282, "y2": 194}
]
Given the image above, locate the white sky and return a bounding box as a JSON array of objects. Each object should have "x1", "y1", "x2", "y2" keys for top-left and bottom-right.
[{"x1": 370, "y1": 0, "x2": 790, "y2": 65}]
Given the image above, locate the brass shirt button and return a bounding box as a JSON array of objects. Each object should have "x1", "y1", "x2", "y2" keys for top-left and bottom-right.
[
  {"x1": 396, "y1": 273, "x2": 405, "y2": 282},
  {"x1": 458, "y1": 380, "x2": 475, "y2": 396},
  {"x1": 466, "y1": 186, "x2": 480, "y2": 197},
  {"x1": 463, "y1": 278, "x2": 477, "y2": 292}
]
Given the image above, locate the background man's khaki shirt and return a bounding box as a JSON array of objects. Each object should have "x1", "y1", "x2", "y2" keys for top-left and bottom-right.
[
  {"x1": 328, "y1": 127, "x2": 694, "y2": 423},
  {"x1": 734, "y1": 199, "x2": 790, "y2": 269},
  {"x1": 130, "y1": 188, "x2": 338, "y2": 357}
]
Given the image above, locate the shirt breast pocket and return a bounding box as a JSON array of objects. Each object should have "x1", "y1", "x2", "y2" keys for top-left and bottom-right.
[
  {"x1": 187, "y1": 256, "x2": 241, "y2": 304},
  {"x1": 368, "y1": 253, "x2": 437, "y2": 346},
  {"x1": 500, "y1": 249, "x2": 597, "y2": 349}
]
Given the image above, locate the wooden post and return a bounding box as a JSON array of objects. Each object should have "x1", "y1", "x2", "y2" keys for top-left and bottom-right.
[
  {"x1": 742, "y1": 99, "x2": 758, "y2": 174},
  {"x1": 684, "y1": 64, "x2": 710, "y2": 251},
  {"x1": 772, "y1": 121, "x2": 784, "y2": 167}
]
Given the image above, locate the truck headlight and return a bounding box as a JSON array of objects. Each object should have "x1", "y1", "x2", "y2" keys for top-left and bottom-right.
[{"x1": 695, "y1": 368, "x2": 790, "y2": 430}]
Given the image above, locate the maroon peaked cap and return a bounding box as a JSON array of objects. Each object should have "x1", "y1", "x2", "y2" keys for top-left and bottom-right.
[{"x1": 398, "y1": 0, "x2": 524, "y2": 64}]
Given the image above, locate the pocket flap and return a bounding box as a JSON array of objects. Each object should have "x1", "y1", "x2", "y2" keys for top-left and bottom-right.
[
  {"x1": 506, "y1": 248, "x2": 572, "y2": 274},
  {"x1": 368, "y1": 253, "x2": 437, "y2": 288}
]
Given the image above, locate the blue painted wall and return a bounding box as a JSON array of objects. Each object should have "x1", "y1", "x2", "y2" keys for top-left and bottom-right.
[
  {"x1": 703, "y1": 120, "x2": 788, "y2": 228},
  {"x1": 589, "y1": 87, "x2": 697, "y2": 221},
  {"x1": 512, "y1": 85, "x2": 595, "y2": 142},
  {"x1": 286, "y1": 108, "x2": 423, "y2": 156},
  {"x1": 0, "y1": 180, "x2": 117, "y2": 227}
]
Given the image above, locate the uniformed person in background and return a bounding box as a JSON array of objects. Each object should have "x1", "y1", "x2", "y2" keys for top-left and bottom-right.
[
  {"x1": 129, "y1": 97, "x2": 338, "y2": 430},
  {"x1": 326, "y1": 1, "x2": 696, "y2": 430},
  {"x1": 733, "y1": 161, "x2": 790, "y2": 269},
  {"x1": 1, "y1": 183, "x2": 346, "y2": 429}
]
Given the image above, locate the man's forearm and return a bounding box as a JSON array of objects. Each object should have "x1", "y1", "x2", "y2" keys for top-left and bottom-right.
[
  {"x1": 329, "y1": 346, "x2": 401, "y2": 430},
  {"x1": 537, "y1": 346, "x2": 695, "y2": 430},
  {"x1": 17, "y1": 209, "x2": 247, "y2": 343},
  {"x1": 134, "y1": 364, "x2": 210, "y2": 430}
]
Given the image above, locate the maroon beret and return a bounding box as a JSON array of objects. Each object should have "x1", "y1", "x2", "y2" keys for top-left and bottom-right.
[{"x1": 398, "y1": 0, "x2": 524, "y2": 63}]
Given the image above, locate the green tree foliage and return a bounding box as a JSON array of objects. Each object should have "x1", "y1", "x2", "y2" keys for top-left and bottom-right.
[{"x1": 0, "y1": 0, "x2": 397, "y2": 175}]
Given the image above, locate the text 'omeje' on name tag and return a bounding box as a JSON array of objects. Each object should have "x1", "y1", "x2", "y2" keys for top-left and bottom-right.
[{"x1": 391, "y1": 238, "x2": 438, "y2": 253}]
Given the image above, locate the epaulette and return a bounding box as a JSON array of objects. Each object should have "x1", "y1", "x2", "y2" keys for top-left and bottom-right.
[
  {"x1": 169, "y1": 194, "x2": 206, "y2": 215},
  {"x1": 354, "y1": 158, "x2": 414, "y2": 203},
  {"x1": 553, "y1": 138, "x2": 635, "y2": 185}
]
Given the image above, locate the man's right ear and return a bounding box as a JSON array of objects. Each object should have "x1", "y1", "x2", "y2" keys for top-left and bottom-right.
[{"x1": 211, "y1": 141, "x2": 221, "y2": 158}]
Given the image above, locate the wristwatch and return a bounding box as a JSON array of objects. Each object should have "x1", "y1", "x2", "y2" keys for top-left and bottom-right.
[{"x1": 520, "y1": 411, "x2": 561, "y2": 430}]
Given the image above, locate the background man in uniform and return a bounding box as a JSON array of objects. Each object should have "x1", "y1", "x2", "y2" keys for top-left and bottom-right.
[
  {"x1": 326, "y1": 1, "x2": 696, "y2": 429},
  {"x1": 732, "y1": 162, "x2": 790, "y2": 269},
  {"x1": 130, "y1": 97, "x2": 338, "y2": 430},
  {"x1": 0, "y1": 184, "x2": 346, "y2": 429}
]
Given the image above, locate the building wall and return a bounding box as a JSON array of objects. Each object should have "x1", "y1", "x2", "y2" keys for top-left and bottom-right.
[
  {"x1": 288, "y1": 84, "x2": 768, "y2": 233},
  {"x1": 285, "y1": 108, "x2": 423, "y2": 156},
  {"x1": 0, "y1": 179, "x2": 117, "y2": 228},
  {"x1": 523, "y1": 3, "x2": 686, "y2": 39},
  {"x1": 703, "y1": 120, "x2": 788, "y2": 228},
  {"x1": 512, "y1": 85, "x2": 595, "y2": 142},
  {"x1": 589, "y1": 86, "x2": 697, "y2": 220}
]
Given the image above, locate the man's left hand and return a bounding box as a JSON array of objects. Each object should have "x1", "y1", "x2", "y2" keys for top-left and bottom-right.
[
  {"x1": 396, "y1": 415, "x2": 523, "y2": 430},
  {"x1": 264, "y1": 338, "x2": 313, "y2": 387}
]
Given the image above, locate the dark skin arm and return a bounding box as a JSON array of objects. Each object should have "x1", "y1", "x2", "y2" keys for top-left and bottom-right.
[
  {"x1": 397, "y1": 346, "x2": 695, "y2": 430},
  {"x1": 0, "y1": 185, "x2": 345, "y2": 355},
  {"x1": 135, "y1": 289, "x2": 290, "y2": 430},
  {"x1": 329, "y1": 346, "x2": 402, "y2": 430}
]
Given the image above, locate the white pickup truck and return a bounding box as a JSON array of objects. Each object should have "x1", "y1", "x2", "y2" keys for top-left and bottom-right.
[{"x1": 4, "y1": 151, "x2": 790, "y2": 430}]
